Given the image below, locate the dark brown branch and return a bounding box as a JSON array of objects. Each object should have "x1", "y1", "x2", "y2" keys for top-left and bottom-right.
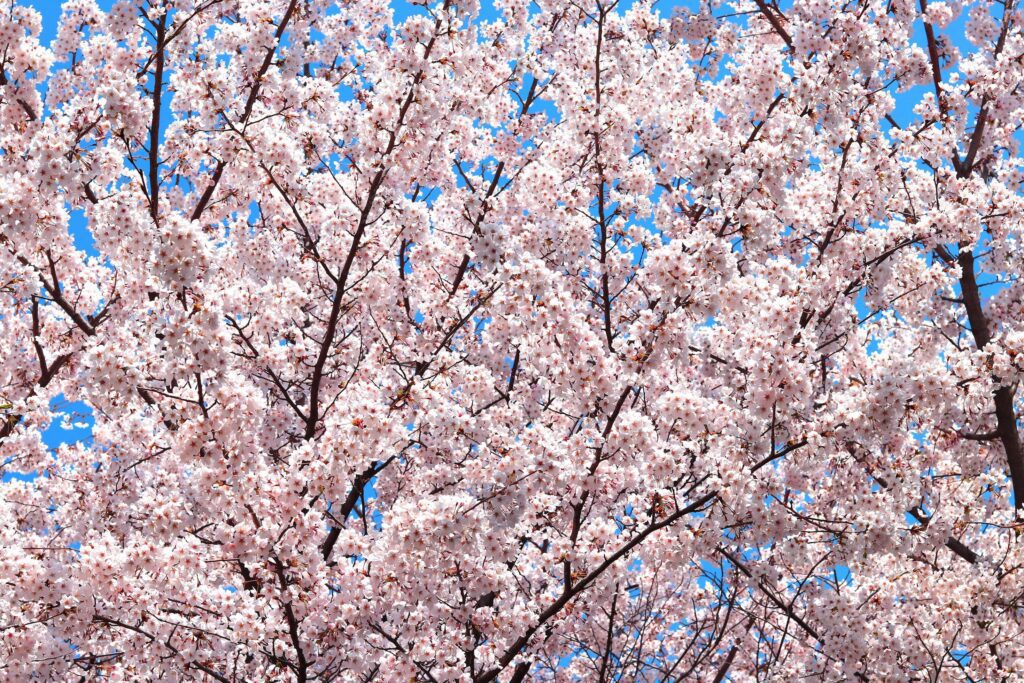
[
  {"x1": 305, "y1": 169, "x2": 384, "y2": 440},
  {"x1": 597, "y1": 588, "x2": 618, "y2": 683},
  {"x1": 717, "y1": 547, "x2": 820, "y2": 641},
  {"x1": 475, "y1": 491, "x2": 718, "y2": 683},
  {"x1": 148, "y1": 13, "x2": 167, "y2": 221},
  {"x1": 908, "y1": 508, "x2": 978, "y2": 564},
  {"x1": 36, "y1": 251, "x2": 96, "y2": 337},
  {"x1": 750, "y1": 437, "x2": 808, "y2": 474},
  {"x1": 957, "y1": 250, "x2": 1024, "y2": 509},
  {"x1": 919, "y1": 0, "x2": 964, "y2": 172},
  {"x1": 753, "y1": 0, "x2": 792, "y2": 47},
  {"x1": 508, "y1": 662, "x2": 531, "y2": 683},
  {"x1": 274, "y1": 560, "x2": 311, "y2": 682},
  {"x1": 711, "y1": 645, "x2": 738, "y2": 683},
  {"x1": 191, "y1": 0, "x2": 300, "y2": 221}
]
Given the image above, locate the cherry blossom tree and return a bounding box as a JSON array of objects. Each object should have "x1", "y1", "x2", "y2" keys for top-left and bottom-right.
[{"x1": 1, "y1": 0, "x2": 1023, "y2": 679}]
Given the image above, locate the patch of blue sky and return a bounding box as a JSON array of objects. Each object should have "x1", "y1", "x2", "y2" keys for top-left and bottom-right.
[
  {"x1": 44, "y1": 396, "x2": 95, "y2": 448},
  {"x1": 68, "y1": 208, "x2": 98, "y2": 256},
  {"x1": 695, "y1": 556, "x2": 723, "y2": 593},
  {"x1": 2, "y1": 395, "x2": 93, "y2": 482}
]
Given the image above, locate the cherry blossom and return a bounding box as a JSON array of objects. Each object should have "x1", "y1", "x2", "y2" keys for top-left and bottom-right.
[{"x1": 0, "y1": 0, "x2": 1023, "y2": 680}]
